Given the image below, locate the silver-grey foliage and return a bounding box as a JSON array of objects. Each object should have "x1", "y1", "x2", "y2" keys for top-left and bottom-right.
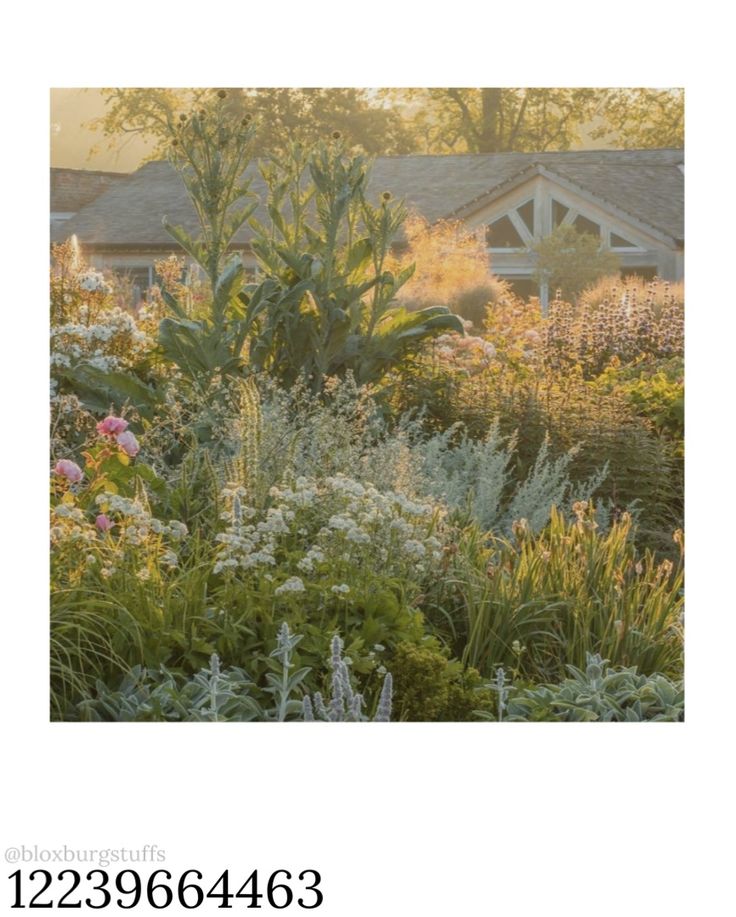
[
  {"x1": 251, "y1": 376, "x2": 610, "y2": 537},
  {"x1": 303, "y1": 634, "x2": 393, "y2": 722}
]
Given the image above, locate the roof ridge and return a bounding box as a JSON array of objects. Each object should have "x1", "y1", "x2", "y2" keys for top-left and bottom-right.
[
  {"x1": 131, "y1": 147, "x2": 683, "y2": 168},
  {"x1": 51, "y1": 166, "x2": 131, "y2": 178}
]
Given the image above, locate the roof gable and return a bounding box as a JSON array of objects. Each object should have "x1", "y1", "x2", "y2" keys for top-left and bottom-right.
[
  {"x1": 52, "y1": 149, "x2": 684, "y2": 248},
  {"x1": 446, "y1": 156, "x2": 683, "y2": 245}
]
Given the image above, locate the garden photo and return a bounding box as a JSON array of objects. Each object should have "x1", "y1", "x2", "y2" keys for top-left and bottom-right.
[{"x1": 49, "y1": 87, "x2": 684, "y2": 722}]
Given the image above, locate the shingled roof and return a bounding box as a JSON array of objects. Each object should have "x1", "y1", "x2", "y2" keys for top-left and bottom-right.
[
  {"x1": 50, "y1": 167, "x2": 129, "y2": 214},
  {"x1": 52, "y1": 149, "x2": 684, "y2": 248}
]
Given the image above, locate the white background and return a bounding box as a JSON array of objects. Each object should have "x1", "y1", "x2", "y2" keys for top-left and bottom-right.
[{"x1": 1, "y1": 2, "x2": 734, "y2": 913}]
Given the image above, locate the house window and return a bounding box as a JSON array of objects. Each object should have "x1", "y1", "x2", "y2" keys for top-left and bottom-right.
[
  {"x1": 572, "y1": 214, "x2": 601, "y2": 238},
  {"x1": 486, "y1": 215, "x2": 525, "y2": 249},
  {"x1": 552, "y1": 199, "x2": 569, "y2": 227},
  {"x1": 610, "y1": 231, "x2": 639, "y2": 250},
  {"x1": 516, "y1": 199, "x2": 535, "y2": 235},
  {"x1": 505, "y1": 277, "x2": 537, "y2": 300}
]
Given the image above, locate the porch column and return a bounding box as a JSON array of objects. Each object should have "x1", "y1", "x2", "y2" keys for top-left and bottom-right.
[{"x1": 539, "y1": 282, "x2": 549, "y2": 316}]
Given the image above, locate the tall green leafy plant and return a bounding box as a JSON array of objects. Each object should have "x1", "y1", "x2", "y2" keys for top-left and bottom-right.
[
  {"x1": 246, "y1": 138, "x2": 464, "y2": 391},
  {"x1": 158, "y1": 90, "x2": 259, "y2": 387}
]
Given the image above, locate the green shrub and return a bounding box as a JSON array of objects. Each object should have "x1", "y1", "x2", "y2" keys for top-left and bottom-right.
[
  {"x1": 390, "y1": 359, "x2": 680, "y2": 551},
  {"x1": 532, "y1": 224, "x2": 620, "y2": 301},
  {"x1": 389, "y1": 639, "x2": 492, "y2": 722},
  {"x1": 496, "y1": 653, "x2": 684, "y2": 722},
  {"x1": 593, "y1": 357, "x2": 684, "y2": 451}
]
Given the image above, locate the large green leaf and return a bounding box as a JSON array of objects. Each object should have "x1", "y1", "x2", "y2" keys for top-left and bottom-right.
[
  {"x1": 213, "y1": 256, "x2": 245, "y2": 322},
  {"x1": 62, "y1": 365, "x2": 160, "y2": 418},
  {"x1": 161, "y1": 218, "x2": 207, "y2": 269},
  {"x1": 345, "y1": 238, "x2": 373, "y2": 274}
]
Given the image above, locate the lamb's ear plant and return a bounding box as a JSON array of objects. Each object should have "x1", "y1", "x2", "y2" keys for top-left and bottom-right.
[
  {"x1": 485, "y1": 653, "x2": 684, "y2": 722},
  {"x1": 302, "y1": 634, "x2": 393, "y2": 722},
  {"x1": 73, "y1": 654, "x2": 263, "y2": 722},
  {"x1": 264, "y1": 623, "x2": 312, "y2": 721}
]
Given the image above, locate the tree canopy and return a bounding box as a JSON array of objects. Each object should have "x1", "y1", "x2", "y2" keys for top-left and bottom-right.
[
  {"x1": 88, "y1": 88, "x2": 416, "y2": 160},
  {"x1": 87, "y1": 87, "x2": 684, "y2": 165}
]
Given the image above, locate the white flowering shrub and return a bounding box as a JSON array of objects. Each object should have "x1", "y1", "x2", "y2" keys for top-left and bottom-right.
[
  {"x1": 215, "y1": 474, "x2": 443, "y2": 588},
  {"x1": 77, "y1": 269, "x2": 112, "y2": 295},
  {"x1": 209, "y1": 472, "x2": 444, "y2": 676},
  {"x1": 51, "y1": 306, "x2": 152, "y2": 377},
  {"x1": 51, "y1": 491, "x2": 187, "y2": 587}
]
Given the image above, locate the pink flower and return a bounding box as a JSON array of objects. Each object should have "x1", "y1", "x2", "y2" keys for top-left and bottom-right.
[
  {"x1": 95, "y1": 514, "x2": 113, "y2": 532},
  {"x1": 54, "y1": 459, "x2": 83, "y2": 483},
  {"x1": 115, "y1": 430, "x2": 140, "y2": 457},
  {"x1": 96, "y1": 415, "x2": 129, "y2": 437}
]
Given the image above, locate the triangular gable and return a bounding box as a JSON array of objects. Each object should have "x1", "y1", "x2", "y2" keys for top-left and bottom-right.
[{"x1": 444, "y1": 162, "x2": 680, "y2": 248}]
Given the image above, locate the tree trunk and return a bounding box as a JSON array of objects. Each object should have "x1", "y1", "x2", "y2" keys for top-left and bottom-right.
[{"x1": 478, "y1": 88, "x2": 503, "y2": 152}]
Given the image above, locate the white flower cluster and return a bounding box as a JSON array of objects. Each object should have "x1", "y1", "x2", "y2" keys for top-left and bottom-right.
[
  {"x1": 214, "y1": 486, "x2": 294, "y2": 573},
  {"x1": 51, "y1": 492, "x2": 188, "y2": 582},
  {"x1": 77, "y1": 269, "x2": 112, "y2": 294},
  {"x1": 274, "y1": 576, "x2": 306, "y2": 596},
  {"x1": 50, "y1": 504, "x2": 97, "y2": 546},
  {"x1": 50, "y1": 308, "x2": 152, "y2": 375},
  {"x1": 94, "y1": 493, "x2": 188, "y2": 547},
  {"x1": 296, "y1": 546, "x2": 326, "y2": 574},
  {"x1": 213, "y1": 473, "x2": 445, "y2": 587}
]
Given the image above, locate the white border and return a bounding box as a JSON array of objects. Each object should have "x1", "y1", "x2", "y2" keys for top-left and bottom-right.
[{"x1": 2, "y1": 3, "x2": 733, "y2": 914}]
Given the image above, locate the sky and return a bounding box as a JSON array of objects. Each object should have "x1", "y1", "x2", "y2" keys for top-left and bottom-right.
[{"x1": 51, "y1": 89, "x2": 155, "y2": 171}]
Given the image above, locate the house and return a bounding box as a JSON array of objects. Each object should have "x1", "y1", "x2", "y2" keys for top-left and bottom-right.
[
  {"x1": 51, "y1": 149, "x2": 683, "y2": 309},
  {"x1": 51, "y1": 167, "x2": 129, "y2": 236}
]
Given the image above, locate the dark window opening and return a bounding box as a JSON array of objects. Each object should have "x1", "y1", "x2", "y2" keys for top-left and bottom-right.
[
  {"x1": 517, "y1": 200, "x2": 535, "y2": 235},
  {"x1": 552, "y1": 199, "x2": 569, "y2": 227},
  {"x1": 486, "y1": 215, "x2": 525, "y2": 249},
  {"x1": 572, "y1": 214, "x2": 601, "y2": 238},
  {"x1": 610, "y1": 231, "x2": 638, "y2": 249},
  {"x1": 504, "y1": 277, "x2": 537, "y2": 301}
]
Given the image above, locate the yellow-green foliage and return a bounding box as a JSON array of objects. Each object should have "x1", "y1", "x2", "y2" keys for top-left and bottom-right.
[
  {"x1": 391, "y1": 214, "x2": 513, "y2": 325},
  {"x1": 580, "y1": 274, "x2": 684, "y2": 318},
  {"x1": 389, "y1": 639, "x2": 492, "y2": 721},
  {"x1": 593, "y1": 357, "x2": 684, "y2": 452},
  {"x1": 436, "y1": 504, "x2": 683, "y2": 681},
  {"x1": 532, "y1": 224, "x2": 620, "y2": 301}
]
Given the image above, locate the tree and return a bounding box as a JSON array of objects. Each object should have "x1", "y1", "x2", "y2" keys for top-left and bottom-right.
[
  {"x1": 88, "y1": 88, "x2": 417, "y2": 161},
  {"x1": 89, "y1": 88, "x2": 685, "y2": 163},
  {"x1": 383, "y1": 88, "x2": 605, "y2": 153},
  {"x1": 532, "y1": 225, "x2": 620, "y2": 301},
  {"x1": 592, "y1": 88, "x2": 684, "y2": 148}
]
